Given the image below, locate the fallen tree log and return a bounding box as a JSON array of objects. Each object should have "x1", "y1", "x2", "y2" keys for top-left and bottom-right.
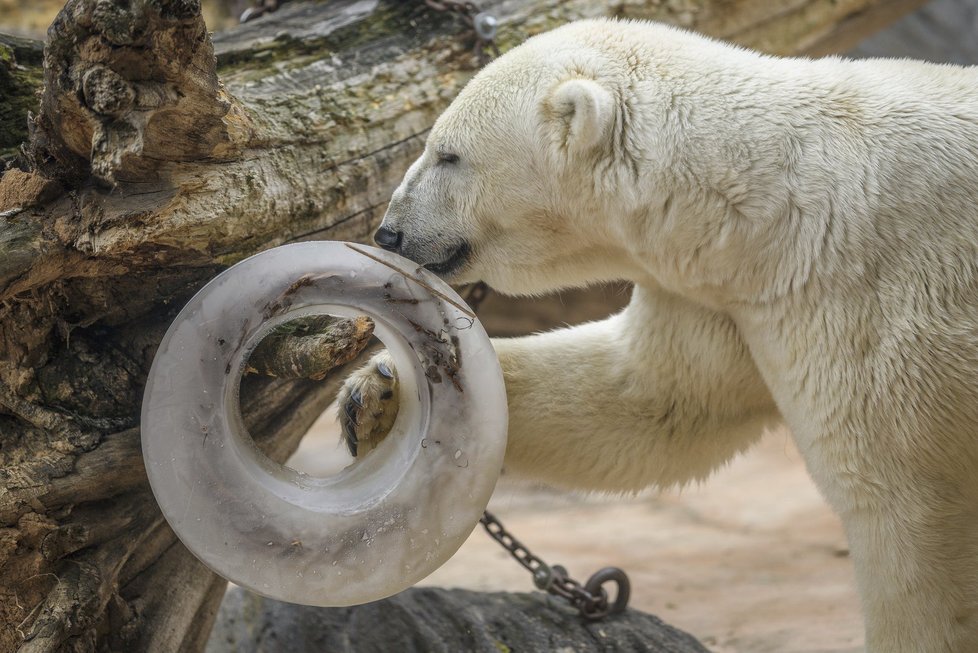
[{"x1": 0, "y1": 0, "x2": 927, "y2": 650}]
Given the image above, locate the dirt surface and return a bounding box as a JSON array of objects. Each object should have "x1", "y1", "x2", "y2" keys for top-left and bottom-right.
[{"x1": 291, "y1": 417, "x2": 863, "y2": 653}]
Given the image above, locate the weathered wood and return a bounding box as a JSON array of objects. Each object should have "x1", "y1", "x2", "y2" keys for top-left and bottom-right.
[
  {"x1": 0, "y1": 0, "x2": 927, "y2": 650},
  {"x1": 33, "y1": 0, "x2": 236, "y2": 184},
  {"x1": 247, "y1": 315, "x2": 374, "y2": 380}
]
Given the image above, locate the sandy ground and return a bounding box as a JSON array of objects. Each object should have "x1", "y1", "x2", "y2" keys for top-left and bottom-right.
[{"x1": 290, "y1": 413, "x2": 864, "y2": 653}]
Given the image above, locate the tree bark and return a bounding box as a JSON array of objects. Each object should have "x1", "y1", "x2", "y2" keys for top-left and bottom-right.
[{"x1": 0, "y1": 0, "x2": 926, "y2": 650}]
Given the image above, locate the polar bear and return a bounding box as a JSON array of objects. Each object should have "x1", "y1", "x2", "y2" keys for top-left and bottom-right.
[{"x1": 338, "y1": 19, "x2": 978, "y2": 652}]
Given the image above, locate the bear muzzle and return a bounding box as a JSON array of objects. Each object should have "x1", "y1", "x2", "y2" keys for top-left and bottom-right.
[{"x1": 373, "y1": 225, "x2": 471, "y2": 278}]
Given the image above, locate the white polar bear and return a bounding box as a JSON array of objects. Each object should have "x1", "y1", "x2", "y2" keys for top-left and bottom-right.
[{"x1": 339, "y1": 19, "x2": 978, "y2": 652}]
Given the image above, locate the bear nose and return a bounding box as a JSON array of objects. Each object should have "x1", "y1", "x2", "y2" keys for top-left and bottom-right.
[{"x1": 373, "y1": 226, "x2": 403, "y2": 252}]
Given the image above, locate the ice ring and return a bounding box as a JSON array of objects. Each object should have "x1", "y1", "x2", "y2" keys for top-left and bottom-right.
[{"x1": 141, "y1": 242, "x2": 507, "y2": 606}]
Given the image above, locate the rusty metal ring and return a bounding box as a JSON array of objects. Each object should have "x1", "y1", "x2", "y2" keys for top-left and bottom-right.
[{"x1": 583, "y1": 567, "x2": 631, "y2": 619}]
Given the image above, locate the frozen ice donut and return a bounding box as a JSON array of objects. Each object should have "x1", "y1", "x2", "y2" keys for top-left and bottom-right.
[{"x1": 141, "y1": 242, "x2": 507, "y2": 606}]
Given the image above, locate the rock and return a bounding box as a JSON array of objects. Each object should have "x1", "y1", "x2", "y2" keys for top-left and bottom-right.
[{"x1": 207, "y1": 586, "x2": 709, "y2": 653}]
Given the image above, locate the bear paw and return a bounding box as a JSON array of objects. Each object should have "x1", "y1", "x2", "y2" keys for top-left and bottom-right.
[{"x1": 337, "y1": 353, "x2": 399, "y2": 457}]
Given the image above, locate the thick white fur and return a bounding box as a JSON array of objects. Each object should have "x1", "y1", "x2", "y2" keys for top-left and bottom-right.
[{"x1": 348, "y1": 19, "x2": 978, "y2": 652}]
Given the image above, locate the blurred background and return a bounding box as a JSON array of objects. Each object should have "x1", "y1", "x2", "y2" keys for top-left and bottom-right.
[{"x1": 2, "y1": 1, "x2": 975, "y2": 651}]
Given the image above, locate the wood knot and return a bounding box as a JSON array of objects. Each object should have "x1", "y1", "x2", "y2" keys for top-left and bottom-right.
[{"x1": 82, "y1": 66, "x2": 135, "y2": 117}]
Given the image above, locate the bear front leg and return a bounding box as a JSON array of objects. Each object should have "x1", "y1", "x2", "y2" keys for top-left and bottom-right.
[
  {"x1": 494, "y1": 286, "x2": 779, "y2": 491},
  {"x1": 339, "y1": 285, "x2": 779, "y2": 491}
]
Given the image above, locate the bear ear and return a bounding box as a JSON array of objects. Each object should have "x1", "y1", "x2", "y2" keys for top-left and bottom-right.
[{"x1": 548, "y1": 78, "x2": 615, "y2": 152}]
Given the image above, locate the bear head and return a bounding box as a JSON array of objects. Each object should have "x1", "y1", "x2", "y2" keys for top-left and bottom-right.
[{"x1": 373, "y1": 22, "x2": 655, "y2": 295}]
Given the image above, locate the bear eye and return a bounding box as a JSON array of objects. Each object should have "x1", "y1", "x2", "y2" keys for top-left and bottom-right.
[{"x1": 437, "y1": 151, "x2": 460, "y2": 165}]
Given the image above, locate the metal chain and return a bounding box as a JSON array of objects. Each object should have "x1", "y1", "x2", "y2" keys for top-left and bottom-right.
[{"x1": 480, "y1": 511, "x2": 631, "y2": 620}]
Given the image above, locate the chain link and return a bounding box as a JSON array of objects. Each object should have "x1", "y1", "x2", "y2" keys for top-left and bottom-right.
[{"x1": 480, "y1": 511, "x2": 631, "y2": 620}]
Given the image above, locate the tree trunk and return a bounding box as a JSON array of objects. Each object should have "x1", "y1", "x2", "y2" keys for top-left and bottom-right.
[{"x1": 0, "y1": 0, "x2": 926, "y2": 650}]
